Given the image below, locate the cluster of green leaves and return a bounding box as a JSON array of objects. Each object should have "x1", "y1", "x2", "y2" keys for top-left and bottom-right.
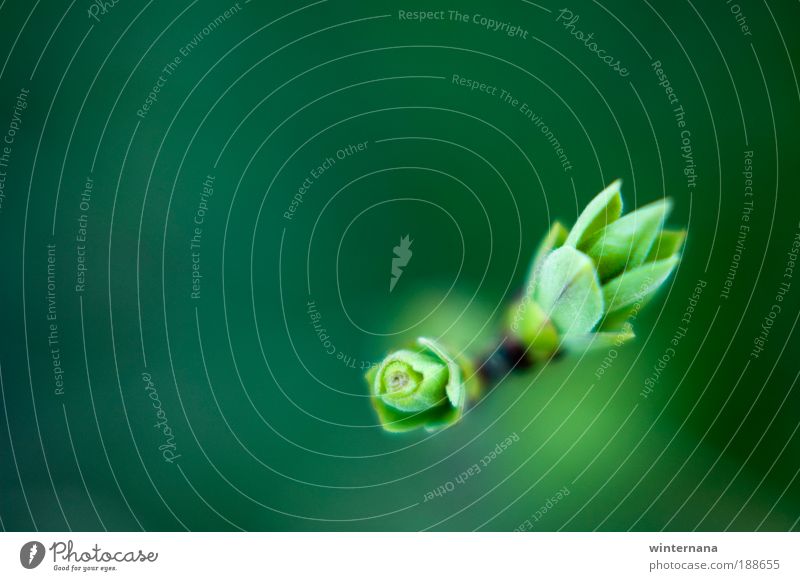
[{"x1": 512, "y1": 179, "x2": 684, "y2": 356}]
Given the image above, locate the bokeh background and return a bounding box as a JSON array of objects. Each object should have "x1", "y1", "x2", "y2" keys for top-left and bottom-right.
[{"x1": 0, "y1": 0, "x2": 798, "y2": 531}]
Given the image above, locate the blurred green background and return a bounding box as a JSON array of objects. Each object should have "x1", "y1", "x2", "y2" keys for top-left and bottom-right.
[{"x1": 0, "y1": 0, "x2": 798, "y2": 531}]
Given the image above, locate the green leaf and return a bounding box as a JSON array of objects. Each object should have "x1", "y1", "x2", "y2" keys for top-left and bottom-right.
[
  {"x1": 561, "y1": 329, "x2": 635, "y2": 352},
  {"x1": 535, "y1": 246, "x2": 604, "y2": 334},
  {"x1": 603, "y1": 255, "x2": 679, "y2": 313},
  {"x1": 646, "y1": 229, "x2": 686, "y2": 262},
  {"x1": 370, "y1": 397, "x2": 448, "y2": 433},
  {"x1": 565, "y1": 179, "x2": 623, "y2": 248},
  {"x1": 585, "y1": 199, "x2": 672, "y2": 280},
  {"x1": 525, "y1": 221, "x2": 569, "y2": 291},
  {"x1": 598, "y1": 304, "x2": 645, "y2": 331},
  {"x1": 422, "y1": 406, "x2": 462, "y2": 432},
  {"x1": 365, "y1": 365, "x2": 378, "y2": 386}
]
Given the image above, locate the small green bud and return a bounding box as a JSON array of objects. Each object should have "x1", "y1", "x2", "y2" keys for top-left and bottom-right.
[
  {"x1": 375, "y1": 351, "x2": 448, "y2": 412},
  {"x1": 367, "y1": 338, "x2": 474, "y2": 433}
]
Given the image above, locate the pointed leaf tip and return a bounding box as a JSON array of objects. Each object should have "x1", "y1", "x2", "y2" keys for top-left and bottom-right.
[
  {"x1": 565, "y1": 179, "x2": 623, "y2": 248},
  {"x1": 647, "y1": 229, "x2": 686, "y2": 262},
  {"x1": 602, "y1": 255, "x2": 679, "y2": 313}
]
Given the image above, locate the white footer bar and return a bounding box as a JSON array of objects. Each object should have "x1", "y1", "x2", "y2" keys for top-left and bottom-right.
[{"x1": 1, "y1": 532, "x2": 797, "y2": 580}]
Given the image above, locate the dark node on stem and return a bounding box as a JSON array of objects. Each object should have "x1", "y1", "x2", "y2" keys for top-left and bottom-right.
[{"x1": 477, "y1": 339, "x2": 535, "y2": 387}]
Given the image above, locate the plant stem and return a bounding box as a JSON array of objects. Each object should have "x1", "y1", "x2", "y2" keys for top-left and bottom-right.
[{"x1": 475, "y1": 339, "x2": 531, "y2": 390}]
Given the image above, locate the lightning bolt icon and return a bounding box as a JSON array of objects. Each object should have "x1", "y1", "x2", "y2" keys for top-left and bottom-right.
[{"x1": 389, "y1": 235, "x2": 413, "y2": 293}]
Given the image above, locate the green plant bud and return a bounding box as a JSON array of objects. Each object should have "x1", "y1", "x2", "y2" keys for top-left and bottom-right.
[
  {"x1": 510, "y1": 182, "x2": 682, "y2": 358},
  {"x1": 565, "y1": 179, "x2": 623, "y2": 248},
  {"x1": 535, "y1": 246, "x2": 604, "y2": 335},
  {"x1": 584, "y1": 199, "x2": 673, "y2": 281},
  {"x1": 602, "y1": 255, "x2": 679, "y2": 313},
  {"x1": 367, "y1": 338, "x2": 472, "y2": 433}
]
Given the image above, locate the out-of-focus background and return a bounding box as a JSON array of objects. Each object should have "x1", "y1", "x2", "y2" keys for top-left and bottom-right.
[{"x1": 0, "y1": 0, "x2": 798, "y2": 531}]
